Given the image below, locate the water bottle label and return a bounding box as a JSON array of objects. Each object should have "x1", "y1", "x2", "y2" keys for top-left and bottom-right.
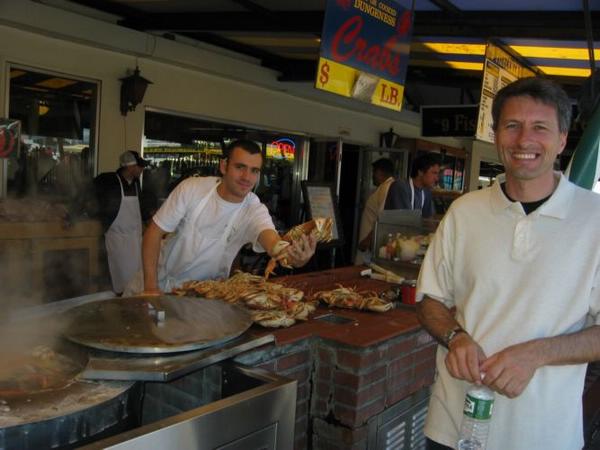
[{"x1": 463, "y1": 393, "x2": 494, "y2": 420}]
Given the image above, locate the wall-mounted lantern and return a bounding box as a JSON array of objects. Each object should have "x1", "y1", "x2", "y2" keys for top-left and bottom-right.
[{"x1": 120, "y1": 66, "x2": 152, "y2": 116}]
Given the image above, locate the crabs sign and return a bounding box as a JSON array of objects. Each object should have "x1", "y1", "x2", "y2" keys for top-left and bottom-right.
[{"x1": 316, "y1": 0, "x2": 413, "y2": 111}]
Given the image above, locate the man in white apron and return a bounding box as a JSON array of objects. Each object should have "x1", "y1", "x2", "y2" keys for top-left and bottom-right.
[
  {"x1": 384, "y1": 153, "x2": 440, "y2": 218},
  {"x1": 94, "y1": 151, "x2": 150, "y2": 294},
  {"x1": 124, "y1": 140, "x2": 316, "y2": 296},
  {"x1": 355, "y1": 158, "x2": 394, "y2": 265}
]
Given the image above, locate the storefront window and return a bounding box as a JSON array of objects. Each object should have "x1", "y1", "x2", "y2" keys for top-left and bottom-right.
[{"x1": 6, "y1": 67, "x2": 98, "y2": 208}]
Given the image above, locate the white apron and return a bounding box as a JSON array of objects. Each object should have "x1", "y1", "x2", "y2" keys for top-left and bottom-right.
[
  {"x1": 125, "y1": 182, "x2": 247, "y2": 295},
  {"x1": 105, "y1": 174, "x2": 142, "y2": 293}
]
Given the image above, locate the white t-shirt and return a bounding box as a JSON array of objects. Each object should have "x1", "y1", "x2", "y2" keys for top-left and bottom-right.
[
  {"x1": 417, "y1": 173, "x2": 600, "y2": 450},
  {"x1": 153, "y1": 176, "x2": 275, "y2": 287}
]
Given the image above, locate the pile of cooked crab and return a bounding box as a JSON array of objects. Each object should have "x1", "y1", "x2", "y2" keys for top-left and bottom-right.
[{"x1": 172, "y1": 272, "x2": 393, "y2": 328}]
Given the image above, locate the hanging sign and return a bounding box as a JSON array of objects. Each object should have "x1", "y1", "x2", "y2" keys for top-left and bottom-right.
[
  {"x1": 316, "y1": 0, "x2": 413, "y2": 112},
  {"x1": 476, "y1": 43, "x2": 536, "y2": 143},
  {"x1": 421, "y1": 105, "x2": 478, "y2": 137}
]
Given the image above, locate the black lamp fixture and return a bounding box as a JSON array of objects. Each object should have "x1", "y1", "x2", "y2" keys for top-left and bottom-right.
[
  {"x1": 120, "y1": 66, "x2": 152, "y2": 116},
  {"x1": 380, "y1": 127, "x2": 400, "y2": 148}
]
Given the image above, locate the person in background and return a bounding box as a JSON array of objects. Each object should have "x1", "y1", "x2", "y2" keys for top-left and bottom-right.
[
  {"x1": 384, "y1": 153, "x2": 440, "y2": 218},
  {"x1": 94, "y1": 150, "x2": 153, "y2": 295},
  {"x1": 355, "y1": 158, "x2": 395, "y2": 264},
  {"x1": 124, "y1": 139, "x2": 316, "y2": 296},
  {"x1": 416, "y1": 77, "x2": 600, "y2": 450}
]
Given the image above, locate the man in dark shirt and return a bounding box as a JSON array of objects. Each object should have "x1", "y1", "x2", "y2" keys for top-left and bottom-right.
[{"x1": 384, "y1": 153, "x2": 440, "y2": 218}]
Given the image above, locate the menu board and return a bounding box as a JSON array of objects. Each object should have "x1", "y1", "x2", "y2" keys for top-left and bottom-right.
[
  {"x1": 476, "y1": 43, "x2": 536, "y2": 143},
  {"x1": 301, "y1": 182, "x2": 343, "y2": 244}
]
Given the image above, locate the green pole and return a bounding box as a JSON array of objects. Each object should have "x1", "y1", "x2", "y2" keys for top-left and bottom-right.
[{"x1": 567, "y1": 102, "x2": 600, "y2": 190}]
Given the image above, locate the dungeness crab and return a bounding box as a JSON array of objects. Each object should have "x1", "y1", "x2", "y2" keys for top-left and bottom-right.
[{"x1": 265, "y1": 217, "x2": 333, "y2": 279}]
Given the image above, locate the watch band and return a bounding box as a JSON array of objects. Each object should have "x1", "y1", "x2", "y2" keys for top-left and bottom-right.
[{"x1": 442, "y1": 326, "x2": 466, "y2": 348}]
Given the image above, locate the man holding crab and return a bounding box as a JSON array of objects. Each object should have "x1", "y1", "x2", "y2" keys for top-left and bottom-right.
[{"x1": 123, "y1": 139, "x2": 316, "y2": 296}]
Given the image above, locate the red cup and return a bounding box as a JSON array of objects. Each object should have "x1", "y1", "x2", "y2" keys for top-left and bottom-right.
[{"x1": 401, "y1": 282, "x2": 417, "y2": 305}]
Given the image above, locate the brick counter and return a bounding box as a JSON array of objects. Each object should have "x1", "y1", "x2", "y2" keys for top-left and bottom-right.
[{"x1": 235, "y1": 266, "x2": 437, "y2": 450}]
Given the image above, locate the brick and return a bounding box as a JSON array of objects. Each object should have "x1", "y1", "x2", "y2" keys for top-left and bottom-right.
[
  {"x1": 388, "y1": 353, "x2": 415, "y2": 374},
  {"x1": 356, "y1": 396, "x2": 385, "y2": 425},
  {"x1": 385, "y1": 367, "x2": 413, "y2": 392},
  {"x1": 386, "y1": 336, "x2": 416, "y2": 359},
  {"x1": 312, "y1": 398, "x2": 330, "y2": 417},
  {"x1": 312, "y1": 418, "x2": 368, "y2": 446},
  {"x1": 333, "y1": 379, "x2": 385, "y2": 408},
  {"x1": 318, "y1": 347, "x2": 336, "y2": 366},
  {"x1": 413, "y1": 346, "x2": 436, "y2": 363},
  {"x1": 316, "y1": 380, "x2": 331, "y2": 397},
  {"x1": 386, "y1": 385, "x2": 411, "y2": 406},
  {"x1": 410, "y1": 378, "x2": 430, "y2": 393},
  {"x1": 336, "y1": 347, "x2": 385, "y2": 371},
  {"x1": 333, "y1": 365, "x2": 386, "y2": 390},
  {"x1": 334, "y1": 397, "x2": 385, "y2": 427},
  {"x1": 317, "y1": 364, "x2": 333, "y2": 381},
  {"x1": 277, "y1": 350, "x2": 310, "y2": 371}
]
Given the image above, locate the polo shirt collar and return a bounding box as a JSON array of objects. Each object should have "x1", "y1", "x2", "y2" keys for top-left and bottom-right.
[{"x1": 490, "y1": 172, "x2": 573, "y2": 219}]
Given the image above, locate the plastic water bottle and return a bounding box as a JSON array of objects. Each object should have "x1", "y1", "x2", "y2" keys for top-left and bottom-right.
[{"x1": 457, "y1": 385, "x2": 495, "y2": 450}]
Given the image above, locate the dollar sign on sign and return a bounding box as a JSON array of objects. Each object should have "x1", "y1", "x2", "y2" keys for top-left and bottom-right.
[{"x1": 319, "y1": 62, "x2": 330, "y2": 86}]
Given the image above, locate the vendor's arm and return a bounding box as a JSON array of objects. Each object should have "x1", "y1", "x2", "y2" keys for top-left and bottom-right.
[
  {"x1": 258, "y1": 229, "x2": 316, "y2": 267},
  {"x1": 142, "y1": 219, "x2": 168, "y2": 295},
  {"x1": 417, "y1": 296, "x2": 487, "y2": 384},
  {"x1": 481, "y1": 325, "x2": 600, "y2": 399}
]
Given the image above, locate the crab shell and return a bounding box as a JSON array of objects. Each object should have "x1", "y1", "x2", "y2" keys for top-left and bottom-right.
[
  {"x1": 250, "y1": 310, "x2": 296, "y2": 328},
  {"x1": 264, "y1": 217, "x2": 334, "y2": 279}
]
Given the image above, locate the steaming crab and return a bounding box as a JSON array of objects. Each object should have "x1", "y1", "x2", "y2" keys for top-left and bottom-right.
[
  {"x1": 250, "y1": 310, "x2": 296, "y2": 328},
  {"x1": 170, "y1": 271, "x2": 316, "y2": 327},
  {"x1": 264, "y1": 217, "x2": 334, "y2": 279},
  {"x1": 313, "y1": 285, "x2": 393, "y2": 313}
]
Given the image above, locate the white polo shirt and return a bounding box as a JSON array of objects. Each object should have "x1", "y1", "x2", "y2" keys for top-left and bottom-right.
[{"x1": 417, "y1": 173, "x2": 600, "y2": 450}]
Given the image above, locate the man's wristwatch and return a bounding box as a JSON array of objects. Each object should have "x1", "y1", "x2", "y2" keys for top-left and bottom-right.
[{"x1": 442, "y1": 326, "x2": 466, "y2": 348}]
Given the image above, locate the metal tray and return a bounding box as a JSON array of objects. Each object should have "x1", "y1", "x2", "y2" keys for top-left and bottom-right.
[{"x1": 64, "y1": 296, "x2": 253, "y2": 354}]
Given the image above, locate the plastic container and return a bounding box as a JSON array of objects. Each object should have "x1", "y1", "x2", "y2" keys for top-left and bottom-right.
[{"x1": 457, "y1": 385, "x2": 495, "y2": 450}]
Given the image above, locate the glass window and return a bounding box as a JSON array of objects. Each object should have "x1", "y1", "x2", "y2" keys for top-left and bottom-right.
[{"x1": 7, "y1": 67, "x2": 98, "y2": 207}]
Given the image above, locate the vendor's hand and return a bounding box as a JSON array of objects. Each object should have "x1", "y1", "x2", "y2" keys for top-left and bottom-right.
[
  {"x1": 282, "y1": 234, "x2": 317, "y2": 268},
  {"x1": 445, "y1": 332, "x2": 487, "y2": 384},
  {"x1": 480, "y1": 341, "x2": 541, "y2": 398}
]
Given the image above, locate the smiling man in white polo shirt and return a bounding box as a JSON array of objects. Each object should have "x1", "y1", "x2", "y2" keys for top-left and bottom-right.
[{"x1": 416, "y1": 77, "x2": 600, "y2": 450}]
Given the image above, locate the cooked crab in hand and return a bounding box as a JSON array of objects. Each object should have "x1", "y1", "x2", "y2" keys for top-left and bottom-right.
[{"x1": 265, "y1": 218, "x2": 333, "y2": 279}]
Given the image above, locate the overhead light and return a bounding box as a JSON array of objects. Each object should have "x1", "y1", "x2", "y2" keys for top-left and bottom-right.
[
  {"x1": 38, "y1": 100, "x2": 50, "y2": 116},
  {"x1": 410, "y1": 59, "x2": 483, "y2": 71},
  {"x1": 536, "y1": 66, "x2": 592, "y2": 77}
]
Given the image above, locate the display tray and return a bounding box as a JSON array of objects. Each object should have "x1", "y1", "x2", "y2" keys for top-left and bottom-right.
[{"x1": 64, "y1": 296, "x2": 253, "y2": 354}]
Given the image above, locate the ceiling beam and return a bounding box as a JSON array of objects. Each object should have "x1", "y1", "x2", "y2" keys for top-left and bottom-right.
[
  {"x1": 113, "y1": 10, "x2": 600, "y2": 40},
  {"x1": 428, "y1": 0, "x2": 462, "y2": 14}
]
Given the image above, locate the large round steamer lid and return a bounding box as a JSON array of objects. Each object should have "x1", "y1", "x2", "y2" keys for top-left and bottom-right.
[{"x1": 64, "y1": 296, "x2": 253, "y2": 353}]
